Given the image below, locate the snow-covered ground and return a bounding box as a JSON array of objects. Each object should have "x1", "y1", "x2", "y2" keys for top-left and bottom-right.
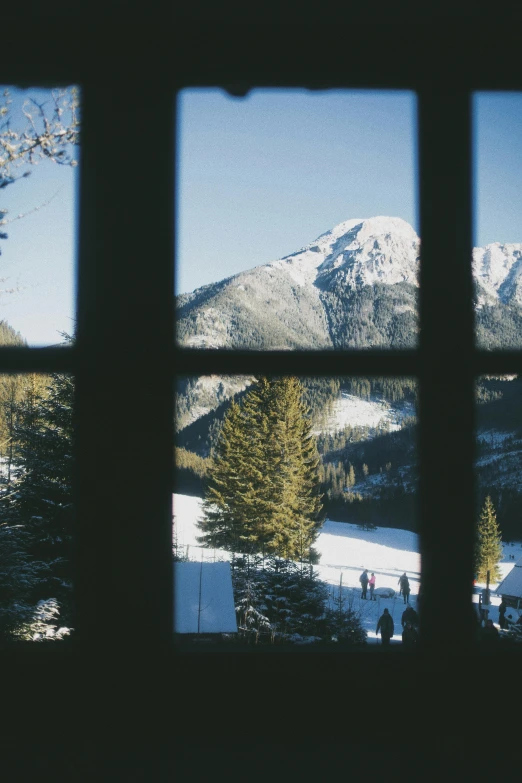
[
  {"x1": 173, "y1": 493, "x2": 522, "y2": 643},
  {"x1": 314, "y1": 392, "x2": 415, "y2": 436}
]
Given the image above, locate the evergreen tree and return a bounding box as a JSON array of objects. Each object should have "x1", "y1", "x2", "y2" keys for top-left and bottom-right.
[
  {"x1": 198, "y1": 377, "x2": 323, "y2": 561},
  {"x1": 231, "y1": 554, "x2": 331, "y2": 644},
  {"x1": 0, "y1": 521, "x2": 49, "y2": 641},
  {"x1": 324, "y1": 576, "x2": 367, "y2": 646},
  {"x1": 0, "y1": 369, "x2": 74, "y2": 637},
  {"x1": 475, "y1": 495, "x2": 503, "y2": 582}
]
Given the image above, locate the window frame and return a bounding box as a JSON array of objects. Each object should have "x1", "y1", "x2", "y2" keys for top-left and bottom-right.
[{"x1": 0, "y1": 23, "x2": 520, "y2": 675}]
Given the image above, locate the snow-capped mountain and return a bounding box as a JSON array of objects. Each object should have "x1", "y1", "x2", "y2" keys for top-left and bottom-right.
[
  {"x1": 262, "y1": 216, "x2": 419, "y2": 290},
  {"x1": 177, "y1": 215, "x2": 522, "y2": 352},
  {"x1": 313, "y1": 215, "x2": 419, "y2": 289},
  {"x1": 473, "y1": 243, "x2": 522, "y2": 307},
  {"x1": 176, "y1": 216, "x2": 421, "y2": 353},
  {"x1": 175, "y1": 216, "x2": 522, "y2": 428}
]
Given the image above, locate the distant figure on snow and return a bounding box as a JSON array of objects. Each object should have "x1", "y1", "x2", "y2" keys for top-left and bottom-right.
[
  {"x1": 368, "y1": 572, "x2": 376, "y2": 600},
  {"x1": 398, "y1": 572, "x2": 407, "y2": 598},
  {"x1": 360, "y1": 569, "x2": 369, "y2": 599},
  {"x1": 402, "y1": 621, "x2": 419, "y2": 647},
  {"x1": 376, "y1": 607, "x2": 394, "y2": 646},
  {"x1": 498, "y1": 597, "x2": 507, "y2": 630},
  {"x1": 401, "y1": 605, "x2": 418, "y2": 629},
  {"x1": 399, "y1": 574, "x2": 410, "y2": 604}
]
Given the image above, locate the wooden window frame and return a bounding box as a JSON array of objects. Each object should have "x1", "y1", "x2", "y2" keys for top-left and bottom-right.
[{"x1": 0, "y1": 20, "x2": 521, "y2": 698}]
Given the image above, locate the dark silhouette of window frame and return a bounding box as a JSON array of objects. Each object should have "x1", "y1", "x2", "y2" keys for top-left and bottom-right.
[
  {"x1": 1, "y1": 15, "x2": 521, "y2": 713},
  {"x1": 2, "y1": 14, "x2": 522, "y2": 779}
]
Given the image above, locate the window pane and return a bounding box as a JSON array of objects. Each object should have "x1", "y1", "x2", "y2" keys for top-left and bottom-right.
[
  {"x1": 0, "y1": 86, "x2": 79, "y2": 347},
  {"x1": 176, "y1": 89, "x2": 418, "y2": 350},
  {"x1": 473, "y1": 93, "x2": 522, "y2": 350},
  {"x1": 0, "y1": 371, "x2": 74, "y2": 643},
  {"x1": 174, "y1": 374, "x2": 420, "y2": 647},
  {"x1": 474, "y1": 374, "x2": 522, "y2": 646}
]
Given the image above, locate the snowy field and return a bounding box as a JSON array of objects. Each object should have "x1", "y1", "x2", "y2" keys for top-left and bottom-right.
[
  {"x1": 173, "y1": 493, "x2": 522, "y2": 644},
  {"x1": 314, "y1": 392, "x2": 415, "y2": 436}
]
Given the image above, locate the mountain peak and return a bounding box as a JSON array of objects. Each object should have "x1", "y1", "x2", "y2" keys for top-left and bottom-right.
[
  {"x1": 316, "y1": 215, "x2": 418, "y2": 248},
  {"x1": 313, "y1": 215, "x2": 419, "y2": 290}
]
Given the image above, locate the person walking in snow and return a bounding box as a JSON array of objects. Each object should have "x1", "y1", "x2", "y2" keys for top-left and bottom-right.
[
  {"x1": 398, "y1": 573, "x2": 406, "y2": 598},
  {"x1": 376, "y1": 607, "x2": 394, "y2": 646},
  {"x1": 401, "y1": 604, "x2": 418, "y2": 629},
  {"x1": 368, "y1": 572, "x2": 376, "y2": 601},
  {"x1": 402, "y1": 620, "x2": 419, "y2": 647},
  {"x1": 400, "y1": 574, "x2": 410, "y2": 604},
  {"x1": 360, "y1": 569, "x2": 369, "y2": 599},
  {"x1": 498, "y1": 597, "x2": 508, "y2": 630}
]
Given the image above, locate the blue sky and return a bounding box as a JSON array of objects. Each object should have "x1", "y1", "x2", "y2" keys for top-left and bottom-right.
[
  {"x1": 176, "y1": 89, "x2": 522, "y2": 295},
  {"x1": 0, "y1": 86, "x2": 78, "y2": 346},
  {"x1": 473, "y1": 92, "x2": 522, "y2": 248},
  {"x1": 0, "y1": 87, "x2": 521, "y2": 344},
  {"x1": 176, "y1": 89, "x2": 418, "y2": 294}
]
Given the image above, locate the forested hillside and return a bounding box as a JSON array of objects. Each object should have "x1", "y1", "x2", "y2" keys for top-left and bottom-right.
[{"x1": 176, "y1": 374, "x2": 522, "y2": 540}]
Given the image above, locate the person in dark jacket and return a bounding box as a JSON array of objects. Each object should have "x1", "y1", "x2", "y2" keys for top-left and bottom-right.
[
  {"x1": 400, "y1": 574, "x2": 410, "y2": 604},
  {"x1": 498, "y1": 597, "x2": 507, "y2": 630},
  {"x1": 401, "y1": 605, "x2": 418, "y2": 629},
  {"x1": 376, "y1": 607, "x2": 394, "y2": 646},
  {"x1": 360, "y1": 569, "x2": 369, "y2": 599},
  {"x1": 402, "y1": 621, "x2": 419, "y2": 646}
]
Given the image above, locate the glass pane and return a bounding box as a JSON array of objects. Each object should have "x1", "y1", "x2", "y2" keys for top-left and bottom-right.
[
  {"x1": 176, "y1": 89, "x2": 418, "y2": 350},
  {"x1": 0, "y1": 371, "x2": 74, "y2": 644},
  {"x1": 473, "y1": 93, "x2": 522, "y2": 350},
  {"x1": 0, "y1": 86, "x2": 79, "y2": 347},
  {"x1": 174, "y1": 374, "x2": 420, "y2": 647},
  {"x1": 474, "y1": 374, "x2": 522, "y2": 646}
]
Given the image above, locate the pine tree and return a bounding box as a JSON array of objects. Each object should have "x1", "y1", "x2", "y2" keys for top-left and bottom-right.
[
  {"x1": 198, "y1": 377, "x2": 323, "y2": 562},
  {"x1": 475, "y1": 495, "x2": 503, "y2": 582},
  {"x1": 0, "y1": 369, "x2": 74, "y2": 637}
]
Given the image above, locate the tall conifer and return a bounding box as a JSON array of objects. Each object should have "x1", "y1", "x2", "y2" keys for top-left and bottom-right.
[
  {"x1": 474, "y1": 495, "x2": 503, "y2": 582},
  {"x1": 198, "y1": 377, "x2": 323, "y2": 561}
]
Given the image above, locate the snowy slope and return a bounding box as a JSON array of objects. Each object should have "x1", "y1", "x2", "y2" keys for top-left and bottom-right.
[
  {"x1": 473, "y1": 243, "x2": 522, "y2": 306},
  {"x1": 173, "y1": 494, "x2": 522, "y2": 644},
  {"x1": 316, "y1": 391, "x2": 415, "y2": 435}
]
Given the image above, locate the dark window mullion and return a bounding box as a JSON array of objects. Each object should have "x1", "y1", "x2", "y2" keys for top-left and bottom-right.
[
  {"x1": 175, "y1": 348, "x2": 418, "y2": 378},
  {"x1": 418, "y1": 88, "x2": 476, "y2": 652},
  {"x1": 75, "y1": 80, "x2": 174, "y2": 648}
]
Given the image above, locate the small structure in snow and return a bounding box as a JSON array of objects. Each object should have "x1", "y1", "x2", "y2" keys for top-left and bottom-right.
[
  {"x1": 374, "y1": 587, "x2": 395, "y2": 598},
  {"x1": 174, "y1": 561, "x2": 237, "y2": 635},
  {"x1": 496, "y1": 555, "x2": 522, "y2": 610}
]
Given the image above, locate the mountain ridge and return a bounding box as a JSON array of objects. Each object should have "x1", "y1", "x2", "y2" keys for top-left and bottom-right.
[
  {"x1": 177, "y1": 215, "x2": 522, "y2": 352},
  {"x1": 175, "y1": 216, "x2": 522, "y2": 430}
]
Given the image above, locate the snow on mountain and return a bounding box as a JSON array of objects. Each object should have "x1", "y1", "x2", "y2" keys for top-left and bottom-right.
[
  {"x1": 315, "y1": 391, "x2": 415, "y2": 436},
  {"x1": 263, "y1": 215, "x2": 419, "y2": 291},
  {"x1": 315, "y1": 216, "x2": 419, "y2": 289},
  {"x1": 473, "y1": 243, "x2": 522, "y2": 306},
  {"x1": 269, "y1": 216, "x2": 522, "y2": 300},
  {"x1": 180, "y1": 215, "x2": 522, "y2": 312}
]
